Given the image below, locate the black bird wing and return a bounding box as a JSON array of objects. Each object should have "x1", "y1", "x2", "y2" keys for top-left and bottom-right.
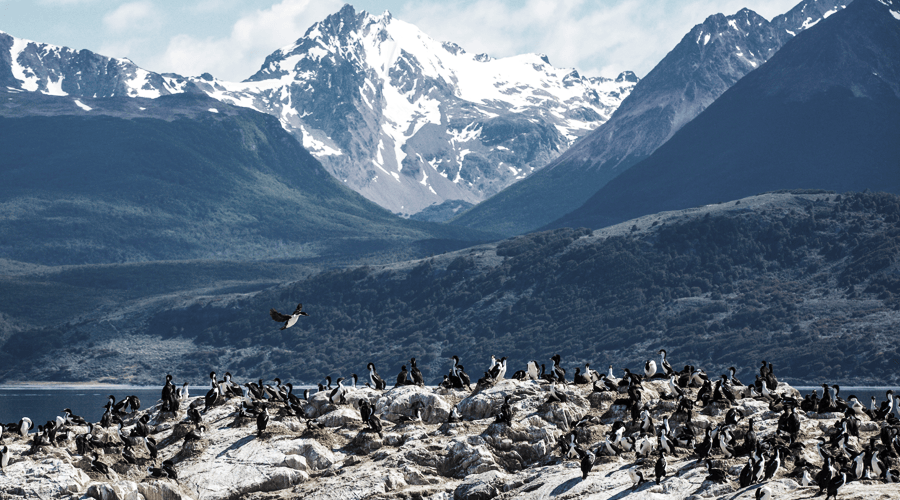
[
  {"x1": 293, "y1": 303, "x2": 309, "y2": 316},
  {"x1": 270, "y1": 309, "x2": 291, "y2": 322}
]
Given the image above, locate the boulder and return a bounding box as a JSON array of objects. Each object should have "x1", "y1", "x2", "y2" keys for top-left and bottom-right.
[
  {"x1": 453, "y1": 470, "x2": 508, "y2": 500},
  {"x1": 135, "y1": 481, "x2": 190, "y2": 500},
  {"x1": 0, "y1": 457, "x2": 92, "y2": 499},
  {"x1": 278, "y1": 438, "x2": 336, "y2": 470},
  {"x1": 375, "y1": 385, "x2": 453, "y2": 424},
  {"x1": 282, "y1": 455, "x2": 309, "y2": 472},
  {"x1": 315, "y1": 407, "x2": 361, "y2": 427},
  {"x1": 440, "y1": 436, "x2": 503, "y2": 478}
]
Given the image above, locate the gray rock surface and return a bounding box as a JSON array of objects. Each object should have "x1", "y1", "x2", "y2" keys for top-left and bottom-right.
[{"x1": 1, "y1": 378, "x2": 897, "y2": 500}]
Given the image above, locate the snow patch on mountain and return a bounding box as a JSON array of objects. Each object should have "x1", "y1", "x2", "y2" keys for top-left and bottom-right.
[
  {"x1": 0, "y1": 7, "x2": 636, "y2": 218},
  {"x1": 9, "y1": 37, "x2": 40, "y2": 92},
  {"x1": 182, "y1": 6, "x2": 637, "y2": 216}
]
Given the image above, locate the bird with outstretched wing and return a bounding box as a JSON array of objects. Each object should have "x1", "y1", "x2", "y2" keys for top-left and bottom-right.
[{"x1": 269, "y1": 303, "x2": 309, "y2": 330}]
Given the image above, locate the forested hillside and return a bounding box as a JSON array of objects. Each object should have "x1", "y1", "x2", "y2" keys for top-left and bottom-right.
[{"x1": 3, "y1": 191, "x2": 899, "y2": 386}]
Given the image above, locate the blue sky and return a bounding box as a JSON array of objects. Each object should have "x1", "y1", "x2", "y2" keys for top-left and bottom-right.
[{"x1": 0, "y1": 0, "x2": 801, "y2": 81}]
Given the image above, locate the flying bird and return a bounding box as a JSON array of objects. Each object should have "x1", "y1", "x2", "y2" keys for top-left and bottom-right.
[{"x1": 269, "y1": 303, "x2": 309, "y2": 330}]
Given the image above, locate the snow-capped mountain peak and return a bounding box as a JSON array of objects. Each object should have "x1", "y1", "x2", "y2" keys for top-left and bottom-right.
[
  {"x1": 190, "y1": 5, "x2": 637, "y2": 216},
  {"x1": 1, "y1": 5, "x2": 636, "y2": 218},
  {"x1": 0, "y1": 31, "x2": 190, "y2": 99}
]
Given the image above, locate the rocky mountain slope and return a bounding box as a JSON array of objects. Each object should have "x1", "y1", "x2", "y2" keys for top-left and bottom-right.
[
  {"x1": 0, "y1": 29, "x2": 193, "y2": 98},
  {"x1": 451, "y1": 0, "x2": 849, "y2": 236},
  {"x1": 191, "y1": 5, "x2": 638, "y2": 218},
  {"x1": 1, "y1": 376, "x2": 897, "y2": 500},
  {"x1": 1, "y1": 4, "x2": 637, "y2": 219},
  {"x1": 5, "y1": 192, "x2": 900, "y2": 386},
  {"x1": 552, "y1": 0, "x2": 900, "y2": 231}
]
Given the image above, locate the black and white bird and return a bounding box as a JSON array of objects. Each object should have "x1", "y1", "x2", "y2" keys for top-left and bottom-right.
[
  {"x1": 550, "y1": 354, "x2": 567, "y2": 384},
  {"x1": 144, "y1": 436, "x2": 158, "y2": 460},
  {"x1": 659, "y1": 349, "x2": 675, "y2": 377},
  {"x1": 329, "y1": 377, "x2": 347, "y2": 404},
  {"x1": 0, "y1": 446, "x2": 9, "y2": 470},
  {"x1": 488, "y1": 356, "x2": 508, "y2": 380},
  {"x1": 495, "y1": 395, "x2": 513, "y2": 426},
  {"x1": 825, "y1": 471, "x2": 846, "y2": 500},
  {"x1": 367, "y1": 363, "x2": 387, "y2": 391},
  {"x1": 256, "y1": 407, "x2": 269, "y2": 438},
  {"x1": 91, "y1": 453, "x2": 110, "y2": 478},
  {"x1": 755, "y1": 486, "x2": 772, "y2": 500},
  {"x1": 147, "y1": 465, "x2": 169, "y2": 478},
  {"x1": 410, "y1": 358, "x2": 425, "y2": 386},
  {"x1": 162, "y1": 459, "x2": 178, "y2": 480},
  {"x1": 62, "y1": 409, "x2": 87, "y2": 426},
  {"x1": 184, "y1": 425, "x2": 206, "y2": 443},
  {"x1": 122, "y1": 445, "x2": 137, "y2": 465},
  {"x1": 395, "y1": 366, "x2": 412, "y2": 387},
  {"x1": 654, "y1": 451, "x2": 667, "y2": 484},
  {"x1": 628, "y1": 467, "x2": 647, "y2": 490},
  {"x1": 546, "y1": 383, "x2": 568, "y2": 404},
  {"x1": 269, "y1": 303, "x2": 308, "y2": 330},
  {"x1": 449, "y1": 356, "x2": 472, "y2": 390},
  {"x1": 578, "y1": 446, "x2": 595, "y2": 480}
]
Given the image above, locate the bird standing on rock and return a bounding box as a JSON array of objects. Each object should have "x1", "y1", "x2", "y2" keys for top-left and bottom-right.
[
  {"x1": 578, "y1": 447, "x2": 595, "y2": 480},
  {"x1": 410, "y1": 358, "x2": 425, "y2": 386},
  {"x1": 367, "y1": 363, "x2": 387, "y2": 390},
  {"x1": 395, "y1": 365, "x2": 412, "y2": 387},
  {"x1": 655, "y1": 450, "x2": 667, "y2": 484},
  {"x1": 256, "y1": 407, "x2": 269, "y2": 438},
  {"x1": 495, "y1": 395, "x2": 513, "y2": 426},
  {"x1": 91, "y1": 453, "x2": 110, "y2": 478},
  {"x1": 628, "y1": 467, "x2": 647, "y2": 490},
  {"x1": 550, "y1": 354, "x2": 567, "y2": 384}
]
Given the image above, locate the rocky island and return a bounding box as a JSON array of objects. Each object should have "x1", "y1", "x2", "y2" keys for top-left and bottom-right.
[{"x1": 0, "y1": 363, "x2": 898, "y2": 500}]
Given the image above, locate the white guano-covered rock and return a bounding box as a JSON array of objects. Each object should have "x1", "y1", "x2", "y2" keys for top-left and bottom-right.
[
  {"x1": 0, "y1": 457, "x2": 91, "y2": 499},
  {"x1": 375, "y1": 384, "x2": 453, "y2": 424}
]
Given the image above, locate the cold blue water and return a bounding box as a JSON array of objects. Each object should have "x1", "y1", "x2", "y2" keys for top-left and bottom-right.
[
  {"x1": 793, "y1": 387, "x2": 898, "y2": 408},
  {"x1": 0, "y1": 385, "x2": 896, "y2": 429},
  {"x1": 0, "y1": 387, "x2": 170, "y2": 428}
]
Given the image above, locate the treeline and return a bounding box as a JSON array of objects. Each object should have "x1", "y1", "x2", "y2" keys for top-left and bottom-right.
[{"x1": 6, "y1": 192, "x2": 900, "y2": 385}]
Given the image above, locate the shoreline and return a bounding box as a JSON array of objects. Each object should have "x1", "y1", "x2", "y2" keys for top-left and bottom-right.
[
  {"x1": 0, "y1": 382, "x2": 321, "y2": 390},
  {"x1": 0, "y1": 382, "x2": 159, "y2": 390}
]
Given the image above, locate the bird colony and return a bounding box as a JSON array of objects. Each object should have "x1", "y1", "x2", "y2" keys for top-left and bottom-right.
[{"x1": 1, "y1": 351, "x2": 899, "y2": 500}]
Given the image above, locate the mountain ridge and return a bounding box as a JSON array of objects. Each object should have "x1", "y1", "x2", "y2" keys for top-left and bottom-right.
[
  {"x1": 4, "y1": 191, "x2": 900, "y2": 386},
  {"x1": 0, "y1": 90, "x2": 495, "y2": 266},
  {"x1": 449, "y1": 0, "x2": 849, "y2": 236},
  {"x1": 550, "y1": 0, "x2": 900, "y2": 231},
  {"x1": 0, "y1": 5, "x2": 637, "y2": 219}
]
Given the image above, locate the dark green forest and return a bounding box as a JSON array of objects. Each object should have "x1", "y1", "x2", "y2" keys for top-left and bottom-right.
[{"x1": 4, "y1": 191, "x2": 900, "y2": 385}]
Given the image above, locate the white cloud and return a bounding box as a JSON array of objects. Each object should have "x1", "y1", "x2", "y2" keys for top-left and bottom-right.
[
  {"x1": 398, "y1": 0, "x2": 799, "y2": 78},
  {"x1": 151, "y1": 0, "x2": 342, "y2": 81},
  {"x1": 102, "y1": 2, "x2": 161, "y2": 34},
  {"x1": 37, "y1": 0, "x2": 102, "y2": 4}
]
